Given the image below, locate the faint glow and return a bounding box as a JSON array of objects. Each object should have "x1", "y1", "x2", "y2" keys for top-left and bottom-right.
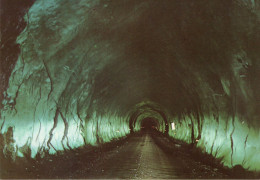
[
  {"x1": 17, "y1": 151, "x2": 24, "y2": 157},
  {"x1": 151, "y1": 126, "x2": 158, "y2": 130},
  {"x1": 171, "y1": 122, "x2": 175, "y2": 130}
]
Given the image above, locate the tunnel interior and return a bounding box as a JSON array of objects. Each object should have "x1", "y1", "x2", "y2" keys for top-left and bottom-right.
[
  {"x1": 128, "y1": 102, "x2": 169, "y2": 134},
  {"x1": 0, "y1": 0, "x2": 260, "y2": 177},
  {"x1": 140, "y1": 117, "x2": 160, "y2": 131}
]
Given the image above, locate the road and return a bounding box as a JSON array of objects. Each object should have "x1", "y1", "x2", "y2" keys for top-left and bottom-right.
[
  {"x1": 1, "y1": 131, "x2": 233, "y2": 179},
  {"x1": 67, "y1": 131, "x2": 229, "y2": 179},
  {"x1": 81, "y1": 132, "x2": 179, "y2": 179}
]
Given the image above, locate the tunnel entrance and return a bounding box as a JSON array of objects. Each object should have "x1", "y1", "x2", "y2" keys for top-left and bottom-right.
[
  {"x1": 140, "y1": 117, "x2": 159, "y2": 131},
  {"x1": 129, "y1": 103, "x2": 169, "y2": 134}
]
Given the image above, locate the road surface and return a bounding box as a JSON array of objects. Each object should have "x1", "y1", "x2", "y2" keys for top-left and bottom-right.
[
  {"x1": 67, "y1": 131, "x2": 229, "y2": 179},
  {"x1": 1, "y1": 131, "x2": 234, "y2": 179},
  {"x1": 81, "y1": 132, "x2": 179, "y2": 179}
]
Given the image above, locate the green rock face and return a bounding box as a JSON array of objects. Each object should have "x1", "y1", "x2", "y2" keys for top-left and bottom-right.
[{"x1": 1, "y1": 0, "x2": 259, "y2": 171}]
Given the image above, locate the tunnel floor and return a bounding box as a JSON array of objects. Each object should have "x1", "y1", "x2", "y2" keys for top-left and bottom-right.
[{"x1": 1, "y1": 131, "x2": 254, "y2": 179}]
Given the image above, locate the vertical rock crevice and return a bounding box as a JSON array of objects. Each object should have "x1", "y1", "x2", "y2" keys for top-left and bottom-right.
[{"x1": 46, "y1": 109, "x2": 59, "y2": 150}]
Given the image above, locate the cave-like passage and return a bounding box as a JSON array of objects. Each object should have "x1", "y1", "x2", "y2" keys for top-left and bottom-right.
[{"x1": 1, "y1": 0, "x2": 260, "y2": 179}]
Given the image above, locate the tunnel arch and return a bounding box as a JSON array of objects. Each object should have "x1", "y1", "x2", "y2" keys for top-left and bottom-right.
[
  {"x1": 0, "y1": 0, "x2": 259, "y2": 173},
  {"x1": 140, "y1": 117, "x2": 160, "y2": 131},
  {"x1": 128, "y1": 101, "x2": 169, "y2": 134}
]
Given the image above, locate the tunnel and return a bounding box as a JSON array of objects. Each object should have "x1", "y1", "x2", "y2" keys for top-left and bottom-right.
[
  {"x1": 0, "y1": 0, "x2": 260, "y2": 179},
  {"x1": 140, "y1": 117, "x2": 160, "y2": 131},
  {"x1": 128, "y1": 101, "x2": 169, "y2": 134}
]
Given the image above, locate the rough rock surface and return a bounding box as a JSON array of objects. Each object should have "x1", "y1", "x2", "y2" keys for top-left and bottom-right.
[{"x1": 0, "y1": 0, "x2": 260, "y2": 173}]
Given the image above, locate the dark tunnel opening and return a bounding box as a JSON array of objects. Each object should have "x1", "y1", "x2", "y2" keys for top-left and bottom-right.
[
  {"x1": 128, "y1": 103, "x2": 169, "y2": 134},
  {"x1": 140, "y1": 117, "x2": 160, "y2": 131},
  {"x1": 1, "y1": 0, "x2": 260, "y2": 179}
]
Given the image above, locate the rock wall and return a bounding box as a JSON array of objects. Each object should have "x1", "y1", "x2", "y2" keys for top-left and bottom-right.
[{"x1": 0, "y1": 0, "x2": 259, "y2": 171}]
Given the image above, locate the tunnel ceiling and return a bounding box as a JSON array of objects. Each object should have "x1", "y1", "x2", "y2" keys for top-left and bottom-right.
[
  {"x1": 1, "y1": 0, "x2": 259, "y2": 117},
  {"x1": 1, "y1": 0, "x2": 260, "y2": 171}
]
